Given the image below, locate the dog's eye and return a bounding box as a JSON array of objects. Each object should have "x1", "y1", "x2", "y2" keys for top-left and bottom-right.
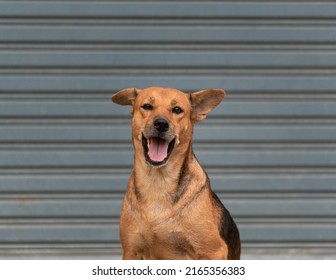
[
  {"x1": 172, "y1": 106, "x2": 183, "y2": 114},
  {"x1": 142, "y1": 104, "x2": 153, "y2": 111}
]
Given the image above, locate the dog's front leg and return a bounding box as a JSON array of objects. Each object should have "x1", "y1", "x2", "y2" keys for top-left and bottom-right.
[
  {"x1": 122, "y1": 245, "x2": 147, "y2": 260},
  {"x1": 122, "y1": 251, "x2": 142, "y2": 260},
  {"x1": 195, "y1": 241, "x2": 229, "y2": 260},
  {"x1": 197, "y1": 250, "x2": 228, "y2": 260},
  {"x1": 121, "y1": 232, "x2": 149, "y2": 260}
]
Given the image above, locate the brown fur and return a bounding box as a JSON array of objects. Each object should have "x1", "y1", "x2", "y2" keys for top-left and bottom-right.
[{"x1": 112, "y1": 87, "x2": 240, "y2": 260}]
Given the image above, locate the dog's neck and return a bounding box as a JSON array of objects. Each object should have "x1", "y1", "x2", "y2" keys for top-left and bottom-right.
[{"x1": 131, "y1": 140, "x2": 206, "y2": 209}]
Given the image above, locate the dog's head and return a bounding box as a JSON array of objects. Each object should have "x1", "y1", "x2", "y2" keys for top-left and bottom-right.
[{"x1": 112, "y1": 87, "x2": 225, "y2": 168}]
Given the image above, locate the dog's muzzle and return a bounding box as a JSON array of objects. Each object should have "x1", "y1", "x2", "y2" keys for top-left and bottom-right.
[{"x1": 142, "y1": 119, "x2": 176, "y2": 167}]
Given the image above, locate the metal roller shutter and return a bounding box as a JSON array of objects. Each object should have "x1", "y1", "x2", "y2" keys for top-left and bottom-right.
[{"x1": 0, "y1": 1, "x2": 335, "y2": 259}]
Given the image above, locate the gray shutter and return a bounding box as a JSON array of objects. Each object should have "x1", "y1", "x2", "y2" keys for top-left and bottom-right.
[{"x1": 1, "y1": 1, "x2": 335, "y2": 259}]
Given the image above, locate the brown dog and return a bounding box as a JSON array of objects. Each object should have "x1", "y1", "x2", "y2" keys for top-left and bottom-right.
[{"x1": 112, "y1": 87, "x2": 240, "y2": 260}]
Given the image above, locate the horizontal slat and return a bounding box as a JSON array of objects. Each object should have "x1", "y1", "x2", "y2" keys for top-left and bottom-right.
[
  {"x1": 195, "y1": 125, "x2": 336, "y2": 142},
  {"x1": 1, "y1": 51, "x2": 336, "y2": 68},
  {"x1": 0, "y1": 100, "x2": 125, "y2": 117},
  {"x1": 241, "y1": 223, "x2": 336, "y2": 242},
  {"x1": 1, "y1": 173, "x2": 336, "y2": 193},
  {"x1": 1, "y1": 100, "x2": 336, "y2": 117},
  {"x1": 228, "y1": 199, "x2": 336, "y2": 217},
  {"x1": 211, "y1": 174, "x2": 336, "y2": 193},
  {"x1": 0, "y1": 2, "x2": 335, "y2": 18},
  {"x1": 1, "y1": 124, "x2": 335, "y2": 142},
  {"x1": 0, "y1": 245, "x2": 122, "y2": 259},
  {"x1": 1, "y1": 76, "x2": 336, "y2": 93},
  {"x1": 0, "y1": 149, "x2": 335, "y2": 167},
  {"x1": 0, "y1": 174, "x2": 128, "y2": 193},
  {"x1": 1, "y1": 26, "x2": 336, "y2": 43},
  {"x1": 0, "y1": 224, "x2": 118, "y2": 242},
  {"x1": 0, "y1": 199, "x2": 120, "y2": 217},
  {"x1": 0, "y1": 198, "x2": 334, "y2": 218}
]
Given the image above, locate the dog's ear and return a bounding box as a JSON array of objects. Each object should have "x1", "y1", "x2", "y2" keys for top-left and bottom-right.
[
  {"x1": 111, "y1": 88, "x2": 140, "y2": 106},
  {"x1": 190, "y1": 89, "x2": 225, "y2": 123}
]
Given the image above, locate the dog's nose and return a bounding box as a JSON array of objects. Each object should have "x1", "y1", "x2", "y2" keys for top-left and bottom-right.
[{"x1": 154, "y1": 119, "x2": 169, "y2": 132}]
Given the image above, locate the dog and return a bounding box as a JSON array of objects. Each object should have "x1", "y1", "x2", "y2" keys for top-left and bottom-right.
[{"x1": 112, "y1": 87, "x2": 240, "y2": 260}]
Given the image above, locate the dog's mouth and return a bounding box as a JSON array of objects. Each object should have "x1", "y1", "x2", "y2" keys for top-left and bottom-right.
[{"x1": 142, "y1": 134, "x2": 175, "y2": 167}]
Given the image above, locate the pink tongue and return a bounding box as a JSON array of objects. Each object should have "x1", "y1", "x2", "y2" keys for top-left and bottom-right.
[{"x1": 147, "y1": 138, "x2": 169, "y2": 162}]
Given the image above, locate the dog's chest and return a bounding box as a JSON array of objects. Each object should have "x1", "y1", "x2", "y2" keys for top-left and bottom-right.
[
  {"x1": 139, "y1": 228, "x2": 194, "y2": 260},
  {"x1": 135, "y1": 208, "x2": 195, "y2": 259}
]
